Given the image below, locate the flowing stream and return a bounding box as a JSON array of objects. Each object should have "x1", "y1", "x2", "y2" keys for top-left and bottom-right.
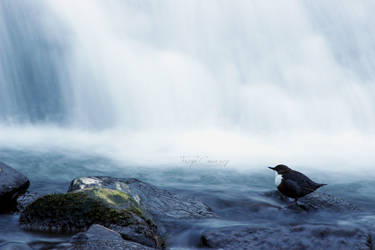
[{"x1": 0, "y1": 0, "x2": 375, "y2": 248}]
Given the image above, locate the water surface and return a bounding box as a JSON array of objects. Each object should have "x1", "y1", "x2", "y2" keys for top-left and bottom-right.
[{"x1": 0, "y1": 149, "x2": 374, "y2": 248}]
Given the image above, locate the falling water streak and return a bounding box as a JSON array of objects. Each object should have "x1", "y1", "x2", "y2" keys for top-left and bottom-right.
[{"x1": 0, "y1": 0, "x2": 374, "y2": 171}]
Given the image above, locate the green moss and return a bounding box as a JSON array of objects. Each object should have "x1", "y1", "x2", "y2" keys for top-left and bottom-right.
[
  {"x1": 129, "y1": 206, "x2": 148, "y2": 221},
  {"x1": 90, "y1": 188, "x2": 130, "y2": 204}
]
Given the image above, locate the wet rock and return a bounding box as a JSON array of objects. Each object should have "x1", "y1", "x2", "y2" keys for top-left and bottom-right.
[
  {"x1": 298, "y1": 192, "x2": 359, "y2": 211},
  {"x1": 201, "y1": 224, "x2": 371, "y2": 250},
  {"x1": 0, "y1": 242, "x2": 32, "y2": 250},
  {"x1": 68, "y1": 224, "x2": 155, "y2": 250},
  {"x1": 20, "y1": 188, "x2": 160, "y2": 248},
  {"x1": 266, "y1": 190, "x2": 359, "y2": 211},
  {"x1": 0, "y1": 162, "x2": 30, "y2": 212},
  {"x1": 68, "y1": 176, "x2": 213, "y2": 220},
  {"x1": 28, "y1": 241, "x2": 72, "y2": 250},
  {"x1": 16, "y1": 191, "x2": 39, "y2": 213}
]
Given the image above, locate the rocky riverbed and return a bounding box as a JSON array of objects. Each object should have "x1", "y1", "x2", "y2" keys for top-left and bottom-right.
[{"x1": 0, "y1": 150, "x2": 374, "y2": 249}]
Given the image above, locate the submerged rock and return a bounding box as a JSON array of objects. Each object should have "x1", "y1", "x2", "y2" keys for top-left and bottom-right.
[
  {"x1": 0, "y1": 162, "x2": 30, "y2": 212},
  {"x1": 266, "y1": 190, "x2": 359, "y2": 211},
  {"x1": 20, "y1": 188, "x2": 160, "y2": 248},
  {"x1": 68, "y1": 224, "x2": 155, "y2": 250},
  {"x1": 68, "y1": 176, "x2": 213, "y2": 220},
  {"x1": 201, "y1": 224, "x2": 371, "y2": 250}
]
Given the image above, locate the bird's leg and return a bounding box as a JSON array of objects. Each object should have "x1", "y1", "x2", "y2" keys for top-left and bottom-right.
[{"x1": 294, "y1": 198, "x2": 308, "y2": 211}]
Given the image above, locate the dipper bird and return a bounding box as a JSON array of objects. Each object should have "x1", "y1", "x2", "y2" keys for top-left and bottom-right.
[{"x1": 268, "y1": 164, "x2": 326, "y2": 202}]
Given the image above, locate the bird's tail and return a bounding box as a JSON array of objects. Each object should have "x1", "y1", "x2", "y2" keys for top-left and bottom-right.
[{"x1": 317, "y1": 183, "x2": 327, "y2": 188}]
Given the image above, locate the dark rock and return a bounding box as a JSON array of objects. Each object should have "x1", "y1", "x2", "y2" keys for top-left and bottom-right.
[
  {"x1": 68, "y1": 224, "x2": 155, "y2": 250},
  {"x1": 20, "y1": 188, "x2": 160, "y2": 248},
  {"x1": 68, "y1": 176, "x2": 213, "y2": 220},
  {"x1": 28, "y1": 224, "x2": 157, "y2": 250},
  {"x1": 0, "y1": 242, "x2": 32, "y2": 250},
  {"x1": 266, "y1": 190, "x2": 359, "y2": 211},
  {"x1": 28, "y1": 241, "x2": 72, "y2": 250},
  {"x1": 201, "y1": 224, "x2": 371, "y2": 250},
  {"x1": 0, "y1": 162, "x2": 30, "y2": 212},
  {"x1": 297, "y1": 192, "x2": 359, "y2": 211},
  {"x1": 16, "y1": 191, "x2": 39, "y2": 213}
]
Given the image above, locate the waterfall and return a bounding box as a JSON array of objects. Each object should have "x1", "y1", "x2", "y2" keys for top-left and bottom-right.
[
  {"x1": 0, "y1": 0, "x2": 374, "y2": 169},
  {"x1": 0, "y1": 1, "x2": 71, "y2": 123}
]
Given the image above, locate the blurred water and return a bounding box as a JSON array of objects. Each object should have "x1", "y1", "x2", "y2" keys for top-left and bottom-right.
[
  {"x1": 0, "y1": 150, "x2": 374, "y2": 248},
  {"x1": 0, "y1": 1, "x2": 375, "y2": 168},
  {"x1": 1, "y1": 0, "x2": 375, "y2": 130},
  {"x1": 0, "y1": 2, "x2": 375, "y2": 246}
]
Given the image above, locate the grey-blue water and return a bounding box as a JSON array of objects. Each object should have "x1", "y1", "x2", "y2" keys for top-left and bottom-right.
[
  {"x1": 0, "y1": 149, "x2": 374, "y2": 249},
  {"x1": 1, "y1": 3, "x2": 375, "y2": 248}
]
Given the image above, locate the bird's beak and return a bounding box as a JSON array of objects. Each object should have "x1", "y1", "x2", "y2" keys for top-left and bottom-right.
[{"x1": 268, "y1": 166, "x2": 276, "y2": 170}]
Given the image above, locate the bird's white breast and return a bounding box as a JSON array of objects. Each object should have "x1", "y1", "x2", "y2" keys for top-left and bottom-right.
[{"x1": 274, "y1": 172, "x2": 282, "y2": 186}]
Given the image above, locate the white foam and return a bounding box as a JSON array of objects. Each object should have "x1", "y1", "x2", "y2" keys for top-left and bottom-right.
[
  {"x1": 1, "y1": 1, "x2": 375, "y2": 179},
  {"x1": 0, "y1": 125, "x2": 374, "y2": 179}
]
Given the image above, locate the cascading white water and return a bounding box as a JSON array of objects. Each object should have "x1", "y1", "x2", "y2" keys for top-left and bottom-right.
[{"x1": 0, "y1": 0, "x2": 374, "y2": 171}]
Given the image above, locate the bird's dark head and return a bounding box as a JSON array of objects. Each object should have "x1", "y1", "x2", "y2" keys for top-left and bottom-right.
[{"x1": 268, "y1": 164, "x2": 291, "y2": 174}]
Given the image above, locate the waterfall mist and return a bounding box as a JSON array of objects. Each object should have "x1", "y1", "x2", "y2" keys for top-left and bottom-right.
[{"x1": 0, "y1": 0, "x2": 374, "y2": 172}]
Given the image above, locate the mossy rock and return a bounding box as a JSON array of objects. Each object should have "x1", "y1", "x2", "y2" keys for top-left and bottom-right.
[
  {"x1": 69, "y1": 176, "x2": 214, "y2": 220},
  {"x1": 20, "y1": 188, "x2": 160, "y2": 248}
]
